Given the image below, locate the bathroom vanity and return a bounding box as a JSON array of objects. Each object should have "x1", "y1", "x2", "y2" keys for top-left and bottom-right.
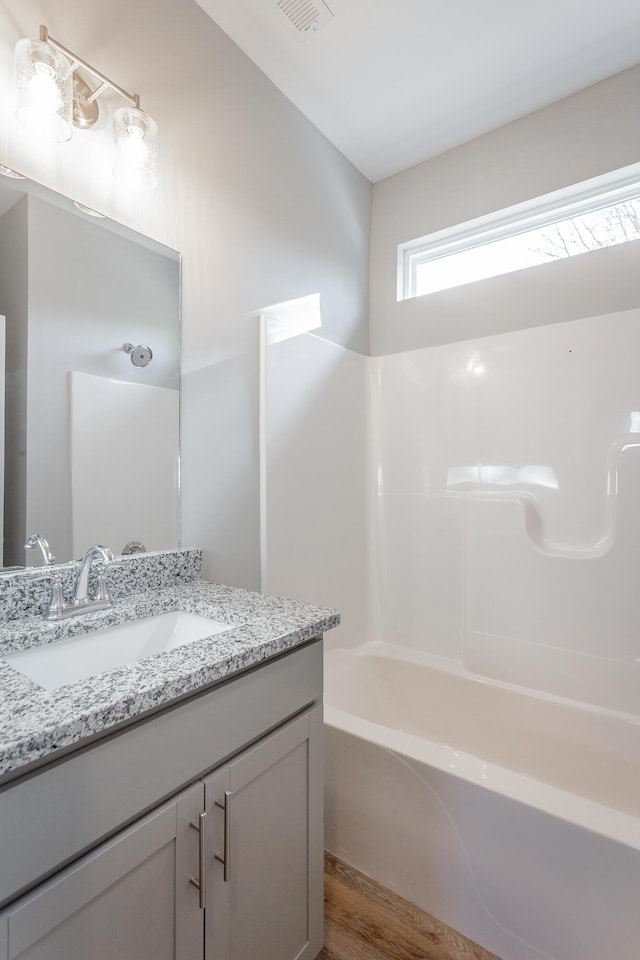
[{"x1": 0, "y1": 550, "x2": 338, "y2": 960}]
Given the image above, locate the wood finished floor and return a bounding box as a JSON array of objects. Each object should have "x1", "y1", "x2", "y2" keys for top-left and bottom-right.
[{"x1": 318, "y1": 853, "x2": 502, "y2": 960}]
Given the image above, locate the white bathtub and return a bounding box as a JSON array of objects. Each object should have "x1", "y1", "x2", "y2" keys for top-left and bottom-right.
[{"x1": 324, "y1": 643, "x2": 640, "y2": 960}]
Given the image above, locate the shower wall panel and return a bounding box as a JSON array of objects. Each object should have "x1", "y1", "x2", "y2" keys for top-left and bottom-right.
[
  {"x1": 376, "y1": 307, "x2": 640, "y2": 709},
  {"x1": 263, "y1": 332, "x2": 371, "y2": 651}
]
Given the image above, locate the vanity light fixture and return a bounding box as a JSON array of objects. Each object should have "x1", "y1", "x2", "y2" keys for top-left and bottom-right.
[{"x1": 15, "y1": 26, "x2": 158, "y2": 190}]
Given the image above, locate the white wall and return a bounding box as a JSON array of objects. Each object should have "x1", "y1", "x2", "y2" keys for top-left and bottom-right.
[
  {"x1": 370, "y1": 65, "x2": 640, "y2": 355},
  {"x1": 0, "y1": 0, "x2": 371, "y2": 587}
]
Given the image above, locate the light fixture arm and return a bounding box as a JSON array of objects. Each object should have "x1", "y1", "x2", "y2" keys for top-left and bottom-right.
[{"x1": 39, "y1": 25, "x2": 140, "y2": 109}]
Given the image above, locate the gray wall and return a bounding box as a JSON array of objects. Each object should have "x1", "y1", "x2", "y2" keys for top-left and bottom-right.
[
  {"x1": 0, "y1": 197, "x2": 28, "y2": 567},
  {"x1": 370, "y1": 64, "x2": 640, "y2": 355},
  {"x1": 0, "y1": 0, "x2": 372, "y2": 589}
]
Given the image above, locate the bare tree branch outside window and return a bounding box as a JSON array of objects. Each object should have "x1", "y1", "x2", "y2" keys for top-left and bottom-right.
[{"x1": 528, "y1": 197, "x2": 640, "y2": 261}]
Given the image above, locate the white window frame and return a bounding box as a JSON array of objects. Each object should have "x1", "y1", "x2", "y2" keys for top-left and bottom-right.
[{"x1": 397, "y1": 162, "x2": 640, "y2": 302}]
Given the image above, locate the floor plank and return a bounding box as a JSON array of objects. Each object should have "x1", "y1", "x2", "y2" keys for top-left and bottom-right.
[{"x1": 319, "y1": 853, "x2": 502, "y2": 960}]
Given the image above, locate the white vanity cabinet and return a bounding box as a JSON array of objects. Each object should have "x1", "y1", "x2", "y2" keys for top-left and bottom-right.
[{"x1": 0, "y1": 640, "x2": 324, "y2": 960}]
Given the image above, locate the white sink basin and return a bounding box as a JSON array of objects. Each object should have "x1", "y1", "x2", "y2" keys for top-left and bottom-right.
[{"x1": 3, "y1": 611, "x2": 237, "y2": 691}]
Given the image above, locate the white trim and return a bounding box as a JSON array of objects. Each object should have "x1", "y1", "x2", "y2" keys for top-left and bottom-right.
[{"x1": 398, "y1": 161, "x2": 640, "y2": 301}]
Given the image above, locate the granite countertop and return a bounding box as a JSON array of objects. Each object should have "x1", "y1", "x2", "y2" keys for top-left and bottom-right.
[{"x1": 0, "y1": 579, "x2": 339, "y2": 780}]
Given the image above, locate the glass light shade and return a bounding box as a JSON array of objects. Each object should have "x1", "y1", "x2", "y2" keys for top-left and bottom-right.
[
  {"x1": 15, "y1": 38, "x2": 73, "y2": 142},
  {"x1": 113, "y1": 107, "x2": 158, "y2": 191}
]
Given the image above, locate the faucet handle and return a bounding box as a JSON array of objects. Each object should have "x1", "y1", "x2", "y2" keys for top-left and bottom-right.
[
  {"x1": 45, "y1": 576, "x2": 67, "y2": 621},
  {"x1": 93, "y1": 573, "x2": 111, "y2": 603}
]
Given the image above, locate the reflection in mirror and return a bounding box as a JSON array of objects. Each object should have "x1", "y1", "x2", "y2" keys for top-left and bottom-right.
[{"x1": 0, "y1": 169, "x2": 180, "y2": 568}]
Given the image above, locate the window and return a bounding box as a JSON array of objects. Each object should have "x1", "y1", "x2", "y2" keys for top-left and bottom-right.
[{"x1": 398, "y1": 164, "x2": 640, "y2": 301}]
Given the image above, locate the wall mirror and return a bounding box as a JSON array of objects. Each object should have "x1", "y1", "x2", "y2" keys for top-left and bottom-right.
[{"x1": 0, "y1": 169, "x2": 180, "y2": 569}]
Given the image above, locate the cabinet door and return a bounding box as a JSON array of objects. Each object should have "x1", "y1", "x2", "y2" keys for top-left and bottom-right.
[
  {"x1": 3, "y1": 782, "x2": 205, "y2": 960},
  {"x1": 204, "y1": 705, "x2": 323, "y2": 960}
]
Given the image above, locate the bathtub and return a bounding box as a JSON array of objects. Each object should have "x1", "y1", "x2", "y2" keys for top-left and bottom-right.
[{"x1": 324, "y1": 643, "x2": 640, "y2": 960}]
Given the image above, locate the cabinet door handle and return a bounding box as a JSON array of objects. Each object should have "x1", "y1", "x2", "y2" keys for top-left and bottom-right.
[
  {"x1": 189, "y1": 811, "x2": 207, "y2": 909},
  {"x1": 214, "y1": 790, "x2": 232, "y2": 883}
]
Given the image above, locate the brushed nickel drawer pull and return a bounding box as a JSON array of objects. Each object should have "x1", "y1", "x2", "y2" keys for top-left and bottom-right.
[
  {"x1": 189, "y1": 811, "x2": 207, "y2": 909},
  {"x1": 214, "y1": 790, "x2": 232, "y2": 883}
]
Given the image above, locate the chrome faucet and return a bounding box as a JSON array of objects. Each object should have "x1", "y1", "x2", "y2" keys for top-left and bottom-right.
[
  {"x1": 73, "y1": 544, "x2": 115, "y2": 605},
  {"x1": 45, "y1": 544, "x2": 115, "y2": 621},
  {"x1": 25, "y1": 534, "x2": 56, "y2": 566}
]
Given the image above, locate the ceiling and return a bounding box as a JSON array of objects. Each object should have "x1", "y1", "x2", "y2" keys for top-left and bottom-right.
[{"x1": 194, "y1": 0, "x2": 640, "y2": 183}]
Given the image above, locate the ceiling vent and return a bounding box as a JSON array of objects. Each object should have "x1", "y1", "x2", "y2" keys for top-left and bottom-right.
[{"x1": 276, "y1": 0, "x2": 334, "y2": 41}]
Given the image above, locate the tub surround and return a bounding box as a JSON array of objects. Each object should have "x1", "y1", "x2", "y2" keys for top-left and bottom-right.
[
  {"x1": 325, "y1": 643, "x2": 640, "y2": 960},
  {"x1": 0, "y1": 550, "x2": 339, "y2": 780}
]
